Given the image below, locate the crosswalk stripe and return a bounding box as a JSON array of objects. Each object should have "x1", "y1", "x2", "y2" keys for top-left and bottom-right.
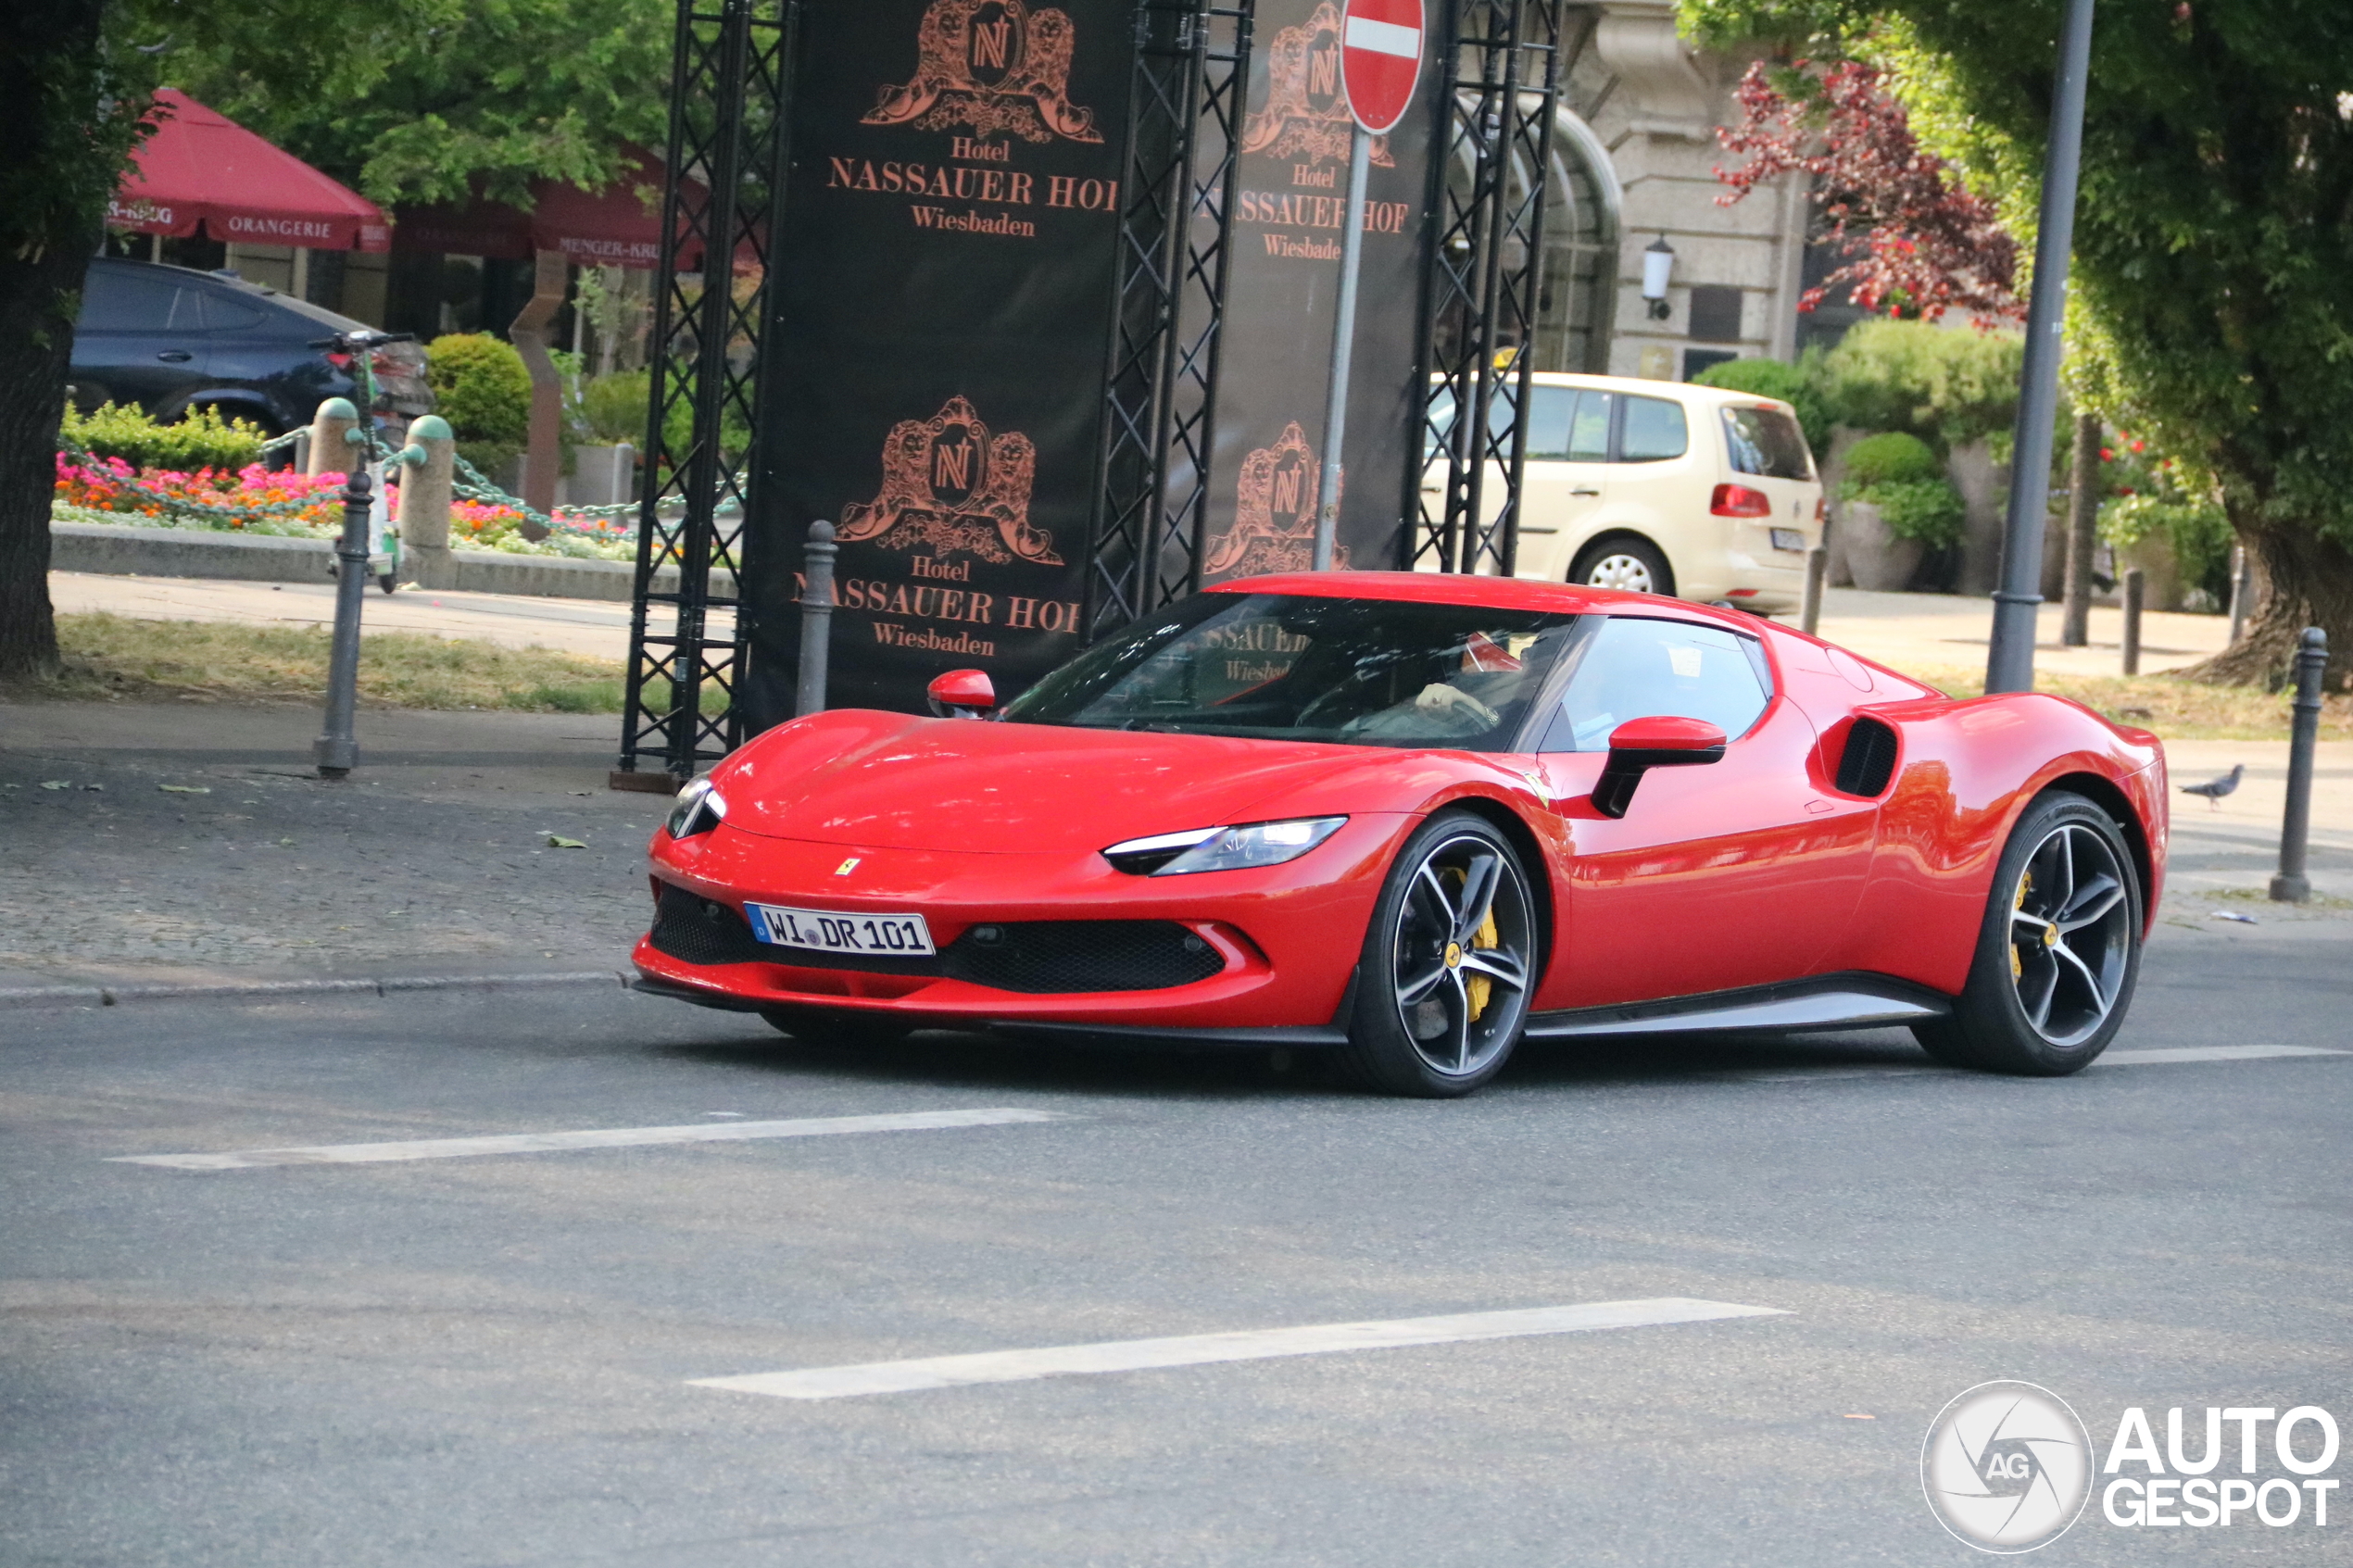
[
  {"x1": 693, "y1": 1297, "x2": 1789, "y2": 1400},
  {"x1": 111, "y1": 1107, "x2": 1063, "y2": 1170}
]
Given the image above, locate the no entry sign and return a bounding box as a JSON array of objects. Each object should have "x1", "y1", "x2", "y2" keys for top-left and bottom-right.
[{"x1": 1340, "y1": 0, "x2": 1426, "y2": 135}]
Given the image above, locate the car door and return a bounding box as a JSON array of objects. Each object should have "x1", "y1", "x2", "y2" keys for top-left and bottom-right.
[
  {"x1": 1530, "y1": 614, "x2": 1879, "y2": 1010},
  {"x1": 70, "y1": 264, "x2": 208, "y2": 416}
]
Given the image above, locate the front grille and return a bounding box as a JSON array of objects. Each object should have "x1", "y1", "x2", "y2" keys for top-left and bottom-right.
[
  {"x1": 942, "y1": 921, "x2": 1227, "y2": 994},
  {"x1": 648, "y1": 882, "x2": 766, "y2": 966},
  {"x1": 1836, "y1": 718, "x2": 1899, "y2": 797}
]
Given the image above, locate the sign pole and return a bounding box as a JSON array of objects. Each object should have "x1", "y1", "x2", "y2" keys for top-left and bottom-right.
[{"x1": 1314, "y1": 123, "x2": 1373, "y2": 571}]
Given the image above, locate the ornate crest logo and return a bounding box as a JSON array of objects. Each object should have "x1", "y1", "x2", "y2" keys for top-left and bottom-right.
[
  {"x1": 864, "y1": 0, "x2": 1101, "y2": 144},
  {"x1": 1239, "y1": 1, "x2": 1396, "y2": 167},
  {"x1": 838, "y1": 395, "x2": 1061, "y2": 566},
  {"x1": 1204, "y1": 420, "x2": 1348, "y2": 577}
]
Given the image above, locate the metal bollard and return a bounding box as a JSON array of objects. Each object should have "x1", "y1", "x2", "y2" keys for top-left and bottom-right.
[
  {"x1": 1799, "y1": 545, "x2": 1828, "y2": 636},
  {"x1": 2227, "y1": 544, "x2": 2254, "y2": 645},
  {"x1": 2120, "y1": 568, "x2": 2145, "y2": 675},
  {"x1": 796, "y1": 519, "x2": 837, "y2": 719},
  {"x1": 2270, "y1": 627, "x2": 2330, "y2": 903},
  {"x1": 313, "y1": 470, "x2": 372, "y2": 777}
]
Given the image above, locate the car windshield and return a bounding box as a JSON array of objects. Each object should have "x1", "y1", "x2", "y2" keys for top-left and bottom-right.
[{"x1": 1001, "y1": 593, "x2": 1585, "y2": 750}]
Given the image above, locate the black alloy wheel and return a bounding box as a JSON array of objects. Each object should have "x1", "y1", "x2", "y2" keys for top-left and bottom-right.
[
  {"x1": 1915, "y1": 791, "x2": 2144, "y2": 1075},
  {"x1": 1337, "y1": 810, "x2": 1539, "y2": 1097}
]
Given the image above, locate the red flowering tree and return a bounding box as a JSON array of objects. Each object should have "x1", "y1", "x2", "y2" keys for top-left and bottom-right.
[{"x1": 1714, "y1": 59, "x2": 2022, "y2": 326}]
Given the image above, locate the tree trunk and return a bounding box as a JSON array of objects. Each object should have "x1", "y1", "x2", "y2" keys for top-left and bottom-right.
[
  {"x1": 0, "y1": 240, "x2": 88, "y2": 681},
  {"x1": 2183, "y1": 521, "x2": 2353, "y2": 693}
]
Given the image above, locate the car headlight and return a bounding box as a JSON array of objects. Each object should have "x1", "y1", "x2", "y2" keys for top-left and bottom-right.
[
  {"x1": 1102, "y1": 816, "x2": 1347, "y2": 876},
  {"x1": 665, "y1": 775, "x2": 728, "y2": 838}
]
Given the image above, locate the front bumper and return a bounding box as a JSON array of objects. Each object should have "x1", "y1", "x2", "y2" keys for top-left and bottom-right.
[{"x1": 633, "y1": 815, "x2": 1407, "y2": 1030}]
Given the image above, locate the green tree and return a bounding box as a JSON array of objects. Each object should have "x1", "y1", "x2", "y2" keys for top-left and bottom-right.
[
  {"x1": 1685, "y1": 0, "x2": 2353, "y2": 690},
  {"x1": 172, "y1": 0, "x2": 672, "y2": 207}
]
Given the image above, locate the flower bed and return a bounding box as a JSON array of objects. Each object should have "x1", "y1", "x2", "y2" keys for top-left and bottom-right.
[{"x1": 53, "y1": 453, "x2": 636, "y2": 560}]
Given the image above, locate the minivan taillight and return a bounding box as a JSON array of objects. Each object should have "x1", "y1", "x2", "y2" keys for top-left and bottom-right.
[
  {"x1": 1711, "y1": 483, "x2": 1772, "y2": 518},
  {"x1": 1816, "y1": 495, "x2": 1829, "y2": 522}
]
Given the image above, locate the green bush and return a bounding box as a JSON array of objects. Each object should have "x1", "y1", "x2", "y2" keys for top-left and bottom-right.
[
  {"x1": 1842, "y1": 431, "x2": 1943, "y2": 490},
  {"x1": 1818, "y1": 319, "x2": 2023, "y2": 452},
  {"x1": 1869, "y1": 479, "x2": 1969, "y2": 548},
  {"x1": 2101, "y1": 493, "x2": 2236, "y2": 604},
  {"x1": 579, "y1": 370, "x2": 651, "y2": 445},
  {"x1": 1691, "y1": 353, "x2": 1831, "y2": 455},
  {"x1": 61, "y1": 401, "x2": 266, "y2": 471},
  {"x1": 425, "y1": 332, "x2": 532, "y2": 446}
]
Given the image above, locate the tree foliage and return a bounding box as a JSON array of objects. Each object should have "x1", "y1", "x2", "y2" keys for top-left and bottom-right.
[
  {"x1": 1715, "y1": 58, "x2": 2022, "y2": 324},
  {"x1": 170, "y1": 0, "x2": 673, "y2": 207},
  {"x1": 1683, "y1": 0, "x2": 2353, "y2": 688}
]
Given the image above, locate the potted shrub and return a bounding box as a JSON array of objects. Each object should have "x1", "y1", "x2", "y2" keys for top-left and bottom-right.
[
  {"x1": 425, "y1": 332, "x2": 532, "y2": 487},
  {"x1": 1838, "y1": 432, "x2": 1966, "y2": 591}
]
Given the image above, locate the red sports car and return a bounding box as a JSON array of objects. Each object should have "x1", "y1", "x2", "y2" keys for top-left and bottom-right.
[{"x1": 633, "y1": 572, "x2": 2166, "y2": 1096}]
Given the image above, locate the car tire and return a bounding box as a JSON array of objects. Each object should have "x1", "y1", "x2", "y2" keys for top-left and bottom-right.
[
  {"x1": 1912, "y1": 791, "x2": 2144, "y2": 1075},
  {"x1": 1570, "y1": 536, "x2": 1675, "y2": 597},
  {"x1": 1335, "y1": 810, "x2": 1539, "y2": 1097},
  {"x1": 760, "y1": 1007, "x2": 911, "y2": 1049}
]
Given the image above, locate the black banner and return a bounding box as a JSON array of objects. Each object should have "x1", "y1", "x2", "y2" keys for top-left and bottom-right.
[
  {"x1": 1196, "y1": 0, "x2": 1440, "y2": 583},
  {"x1": 742, "y1": 0, "x2": 1132, "y2": 725}
]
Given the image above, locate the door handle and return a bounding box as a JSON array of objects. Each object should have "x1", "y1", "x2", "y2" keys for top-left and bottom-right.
[
  {"x1": 1568, "y1": 487, "x2": 1600, "y2": 496},
  {"x1": 156, "y1": 350, "x2": 193, "y2": 363}
]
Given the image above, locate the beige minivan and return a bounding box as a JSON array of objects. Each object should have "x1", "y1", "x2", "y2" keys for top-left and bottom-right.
[{"x1": 1423, "y1": 371, "x2": 1824, "y2": 614}]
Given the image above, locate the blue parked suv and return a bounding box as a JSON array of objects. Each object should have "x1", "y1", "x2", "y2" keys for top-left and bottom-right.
[{"x1": 69, "y1": 257, "x2": 432, "y2": 437}]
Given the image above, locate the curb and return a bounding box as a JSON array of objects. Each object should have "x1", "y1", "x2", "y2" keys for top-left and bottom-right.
[{"x1": 0, "y1": 970, "x2": 631, "y2": 1011}]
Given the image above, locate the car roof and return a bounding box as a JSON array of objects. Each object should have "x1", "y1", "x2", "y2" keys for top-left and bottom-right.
[
  {"x1": 1512, "y1": 370, "x2": 1792, "y2": 409},
  {"x1": 89, "y1": 256, "x2": 371, "y2": 334},
  {"x1": 1202, "y1": 571, "x2": 1763, "y2": 633}
]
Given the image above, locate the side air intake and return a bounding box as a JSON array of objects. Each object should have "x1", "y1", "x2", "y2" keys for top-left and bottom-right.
[{"x1": 1835, "y1": 718, "x2": 1899, "y2": 797}]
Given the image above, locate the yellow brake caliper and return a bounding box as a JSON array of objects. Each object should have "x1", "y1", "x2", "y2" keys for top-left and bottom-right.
[
  {"x1": 1448, "y1": 867, "x2": 1502, "y2": 1022},
  {"x1": 2011, "y1": 870, "x2": 2032, "y2": 980}
]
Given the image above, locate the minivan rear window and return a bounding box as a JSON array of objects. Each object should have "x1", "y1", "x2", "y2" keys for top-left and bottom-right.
[{"x1": 1721, "y1": 406, "x2": 1815, "y2": 480}]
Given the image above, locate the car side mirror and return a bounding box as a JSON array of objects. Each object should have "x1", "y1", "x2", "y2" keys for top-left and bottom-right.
[
  {"x1": 926, "y1": 668, "x2": 996, "y2": 719},
  {"x1": 1592, "y1": 715, "x2": 1726, "y2": 818}
]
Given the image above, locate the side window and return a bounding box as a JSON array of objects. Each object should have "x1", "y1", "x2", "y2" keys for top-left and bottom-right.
[
  {"x1": 78, "y1": 270, "x2": 186, "y2": 332},
  {"x1": 1520, "y1": 384, "x2": 1577, "y2": 459},
  {"x1": 198, "y1": 293, "x2": 268, "y2": 332},
  {"x1": 1618, "y1": 395, "x2": 1689, "y2": 463},
  {"x1": 1721, "y1": 406, "x2": 1815, "y2": 480},
  {"x1": 1567, "y1": 390, "x2": 1612, "y2": 461},
  {"x1": 1541, "y1": 617, "x2": 1772, "y2": 752}
]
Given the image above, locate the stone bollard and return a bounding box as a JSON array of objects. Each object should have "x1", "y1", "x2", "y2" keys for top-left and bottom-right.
[
  {"x1": 394, "y1": 414, "x2": 456, "y2": 588},
  {"x1": 306, "y1": 397, "x2": 359, "y2": 479}
]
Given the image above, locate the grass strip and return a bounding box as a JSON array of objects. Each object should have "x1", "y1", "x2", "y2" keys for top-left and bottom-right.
[{"x1": 13, "y1": 612, "x2": 631, "y2": 713}]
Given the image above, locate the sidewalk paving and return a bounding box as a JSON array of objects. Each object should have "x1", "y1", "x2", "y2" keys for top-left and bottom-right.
[{"x1": 0, "y1": 702, "x2": 665, "y2": 993}]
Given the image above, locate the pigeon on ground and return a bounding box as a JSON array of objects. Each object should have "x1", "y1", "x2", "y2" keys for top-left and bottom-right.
[{"x1": 2180, "y1": 763, "x2": 2245, "y2": 809}]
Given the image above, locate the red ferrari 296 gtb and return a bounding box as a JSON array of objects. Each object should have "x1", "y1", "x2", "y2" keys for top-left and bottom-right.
[{"x1": 632, "y1": 572, "x2": 2167, "y2": 1096}]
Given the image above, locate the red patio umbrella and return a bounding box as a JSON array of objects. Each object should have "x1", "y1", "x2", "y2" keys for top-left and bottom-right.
[{"x1": 109, "y1": 90, "x2": 389, "y2": 252}]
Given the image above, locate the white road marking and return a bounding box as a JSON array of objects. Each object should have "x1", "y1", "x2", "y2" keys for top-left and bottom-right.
[
  {"x1": 693, "y1": 1297, "x2": 1788, "y2": 1401},
  {"x1": 111, "y1": 1107, "x2": 1062, "y2": 1171},
  {"x1": 2099, "y1": 1045, "x2": 2348, "y2": 1066}
]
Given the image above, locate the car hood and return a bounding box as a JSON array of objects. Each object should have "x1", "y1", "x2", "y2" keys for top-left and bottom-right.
[{"x1": 717, "y1": 709, "x2": 1424, "y2": 853}]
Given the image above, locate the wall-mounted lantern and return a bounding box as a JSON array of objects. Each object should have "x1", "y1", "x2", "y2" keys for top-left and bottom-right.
[{"x1": 1642, "y1": 234, "x2": 1676, "y2": 321}]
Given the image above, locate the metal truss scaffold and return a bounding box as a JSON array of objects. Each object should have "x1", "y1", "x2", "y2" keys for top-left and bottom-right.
[
  {"x1": 616, "y1": 0, "x2": 798, "y2": 784},
  {"x1": 1086, "y1": 0, "x2": 1256, "y2": 640},
  {"x1": 1409, "y1": 0, "x2": 1567, "y2": 578}
]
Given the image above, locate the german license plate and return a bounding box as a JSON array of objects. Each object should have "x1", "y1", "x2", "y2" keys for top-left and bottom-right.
[
  {"x1": 746, "y1": 903, "x2": 937, "y2": 957},
  {"x1": 1769, "y1": 527, "x2": 1806, "y2": 553}
]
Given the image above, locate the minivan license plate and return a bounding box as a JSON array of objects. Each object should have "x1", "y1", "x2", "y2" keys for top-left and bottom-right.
[
  {"x1": 1769, "y1": 527, "x2": 1806, "y2": 553},
  {"x1": 746, "y1": 903, "x2": 937, "y2": 957}
]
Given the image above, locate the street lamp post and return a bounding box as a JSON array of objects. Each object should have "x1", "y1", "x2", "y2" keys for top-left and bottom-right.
[{"x1": 1984, "y1": 0, "x2": 2096, "y2": 695}]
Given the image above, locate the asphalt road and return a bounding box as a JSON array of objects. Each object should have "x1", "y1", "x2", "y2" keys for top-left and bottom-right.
[{"x1": 4, "y1": 925, "x2": 2348, "y2": 1567}]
